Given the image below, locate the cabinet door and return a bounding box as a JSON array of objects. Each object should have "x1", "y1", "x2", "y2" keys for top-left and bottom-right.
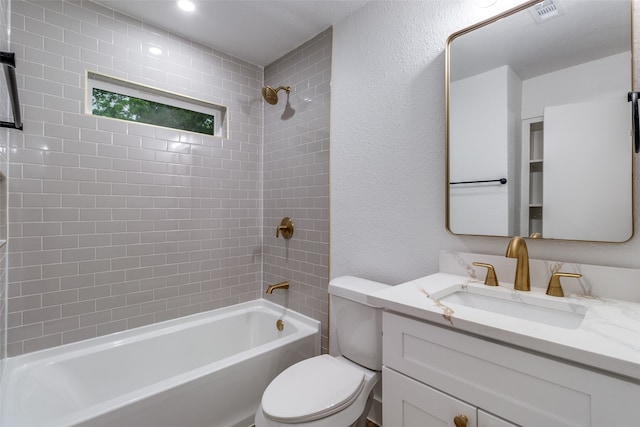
[
  {"x1": 478, "y1": 410, "x2": 518, "y2": 427},
  {"x1": 383, "y1": 367, "x2": 476, "y2": 427}
]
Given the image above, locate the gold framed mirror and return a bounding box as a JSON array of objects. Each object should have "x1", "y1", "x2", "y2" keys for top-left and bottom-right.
[{"x1": 446, "y1": 0, "x2": 633, "y2": 242}]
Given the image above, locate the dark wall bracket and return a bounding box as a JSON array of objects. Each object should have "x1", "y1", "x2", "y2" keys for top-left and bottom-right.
[
  {"x1": 628, "y1": 91, "x2": 639, "y2": 153},
  {"x1": 0, "y1": 52, "x2": 22, "y2": 131}
]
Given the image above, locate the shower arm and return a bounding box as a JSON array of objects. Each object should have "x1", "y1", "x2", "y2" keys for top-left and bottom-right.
[{"x1": 273, "y1": 86, "x2": 291, "y2": 94}]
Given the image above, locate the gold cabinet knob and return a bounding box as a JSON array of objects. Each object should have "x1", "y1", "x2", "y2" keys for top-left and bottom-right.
[
  {"x1": 453, "y1": 414, "x2": 468, "y2": 427},
  {"x1": 276, "y1": 217, "x2": 294, "y2": 239},
  {"x1": 546, "y1": 272, "x2": 581, "y2": 297},
  {"x1": 472, "y1": 262, "x2": 499, "y2": 286}
]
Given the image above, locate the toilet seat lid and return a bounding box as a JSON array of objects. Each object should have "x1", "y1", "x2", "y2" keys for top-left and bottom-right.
[{"x1": 261, "y1": 355, "x2": 365, "y2": 423}]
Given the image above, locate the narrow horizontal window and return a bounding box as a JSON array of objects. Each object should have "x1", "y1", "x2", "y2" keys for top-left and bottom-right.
[{"x1": 86, "y1": 71, "x2": 227, "y2": 137}]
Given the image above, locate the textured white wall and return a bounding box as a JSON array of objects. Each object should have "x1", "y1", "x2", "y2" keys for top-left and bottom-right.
[{"x1": 331, "y1": 0, "x2": 640, "y2": 285}]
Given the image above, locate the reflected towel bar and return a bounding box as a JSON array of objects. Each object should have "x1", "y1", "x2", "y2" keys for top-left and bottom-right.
[
  {"x1": 450, "y1": 178, "x2": 507, "y2": 185},
  {"x1": 0, "y1": 52, "x2": 22, "y2": 130}
]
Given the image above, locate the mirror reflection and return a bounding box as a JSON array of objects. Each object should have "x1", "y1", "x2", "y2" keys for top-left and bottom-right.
[{"x1": 446, "y1": 0, "x2": 633, "y2": 242}]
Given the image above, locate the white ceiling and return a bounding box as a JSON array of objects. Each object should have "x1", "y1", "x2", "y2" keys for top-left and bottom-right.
[
  {"x1": 96, "y1": 0, "x2": 368, "y2": 67},
  {"x1": 450, "y1": 0, "x2": 631, "y2": 81}
]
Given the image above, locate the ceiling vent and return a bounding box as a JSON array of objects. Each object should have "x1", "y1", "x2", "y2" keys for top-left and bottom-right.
[{"x1": 529, "y1": 0, "x2": 564, "y2": 24}]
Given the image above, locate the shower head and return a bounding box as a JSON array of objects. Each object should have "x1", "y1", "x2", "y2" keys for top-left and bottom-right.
[{"x1": 262, "y1": 85, "x2": 291, "y2": 105}]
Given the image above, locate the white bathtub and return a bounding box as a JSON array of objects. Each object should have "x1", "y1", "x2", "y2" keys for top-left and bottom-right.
[{"x1": 1, "y1": 299, "x2": 320, "y2": 427}]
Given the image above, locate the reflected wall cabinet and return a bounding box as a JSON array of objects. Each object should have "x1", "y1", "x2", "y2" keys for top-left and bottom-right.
[{"x1": 519, "y1": 97, "x2": 632, "y2": 240}]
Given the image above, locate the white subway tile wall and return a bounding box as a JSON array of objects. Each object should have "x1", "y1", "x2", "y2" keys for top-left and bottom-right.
[
  {"x1": 263, "y1": 29, "x2": 331, "y2": 351},
  {"x1": 7, "y1": 0, "x2": 266, "y2": 356}
]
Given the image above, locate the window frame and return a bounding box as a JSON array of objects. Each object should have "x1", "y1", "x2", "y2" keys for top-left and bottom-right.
[{"x1": 85, "y1": 71, "x2": 227, "y2": 138}]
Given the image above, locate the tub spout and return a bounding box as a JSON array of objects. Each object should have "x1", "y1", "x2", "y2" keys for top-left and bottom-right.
[{"x1": 266, "y1": 281, "x2": 289, "y2": 294}]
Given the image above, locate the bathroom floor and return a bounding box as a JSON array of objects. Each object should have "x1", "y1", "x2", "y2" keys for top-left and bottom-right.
[{"x1": 366, "y1": 420, "x2": 380, "y2": 427}]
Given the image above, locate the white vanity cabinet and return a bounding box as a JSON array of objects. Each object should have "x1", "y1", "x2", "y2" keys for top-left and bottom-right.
[{"x1": 382, "y1": 312, "x2": 640, "y2": 427}]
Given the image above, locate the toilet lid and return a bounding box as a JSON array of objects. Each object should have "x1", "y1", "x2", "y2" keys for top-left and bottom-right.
[{"x1": 261, "y1": 355, "x2": 365, "y2": 423}]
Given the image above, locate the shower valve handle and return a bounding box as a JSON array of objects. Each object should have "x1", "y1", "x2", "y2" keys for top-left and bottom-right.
[{"x1": 276, "y1": 217, "x2": 294, "y2": 239}]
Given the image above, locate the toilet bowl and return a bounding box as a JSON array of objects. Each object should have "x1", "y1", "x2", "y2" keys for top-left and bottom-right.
[
  {"x1": 254, "y1": 355, "x2": 379, "y2": 427},
  {"x1": 255, "y1": 276, "x2": 390, "y2": 427}
]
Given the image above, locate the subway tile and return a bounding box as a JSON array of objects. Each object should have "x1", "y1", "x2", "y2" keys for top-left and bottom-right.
[
  {"x1": 44, "y1": 124, "x2": 79, "y2": 140},
  {"x1": 23, "y1": 250, "x2": 61, "y2": 266},
  {"x1": 78, "y1": 208, "x2": 110, "y2": 221},
  {"x1": 94, "y1": 270, "x2": 125, "y2": 286},
  {"x1": 64, "y1": 28, "x2": 98, "y2": 50},
  {"x1": 79, "y1": 182, "x2": 110, "y2": 195},
  {"x1": 23, "y1": 164, "x2": 61, "y2": 180},
  {"x1": 62, "y1": 111, "x2": 96, "y2": 128},
  {"x1": 23, "y1": 222, "x2": 61, "y2": 237},
  {"x1": 41, "y1": 262, "x2": 78, "y2": 279},
  {"x1": 42, "y1": 289, "x2": 78, "y2": 307},
  {"x1": 43, "y1": 235, "x2": 78, "y2": 250},
  {"x1": 96, "y1": 170, "x2": 127, "y2": 183},
  {"x1": 80, "y1": 128, "x2": 112, "y2": 144},
  {"x1": 44, "y1": 8, "x2": 81, "y2": 33},
  {"x1": 22, "y1": 306, "x2": 61, "y2": 325},
  {"x1": 43, "y1": 208, "x2": 79, "y2": 221},
  {"x1": 61, "y1": 300, "x2": 95, "y2": 317},
  {"x1": 62, "y1": 247, "x2": 95, "y2": 262},
  {"x1": 7, "y1": 323, "x2": 43, "y2": 344},
  {"x1": 79, "y1": 310, "x2": 111, "y2": 327},
  {"x1": 78, "y1": 284, "x2": 111, "y2": 301},
  {"x1": 95, "y1": 246, "x2": 126, "y2": 259},
  {"x1": 61, "y1": 195, "x2": 95, "y2": 209},
  {"x1": 43, "y1": 316, "x2": 79, "y2": 335},
  {"x1": 111, "y1": 256, "x2": 139, "y2": 271},
  {"x1": 20, "y1": 334, "x2": 61, "y2": 354},
  {"x1": 60, "y1": 274, "x2": 95, "y2": 290},
  {"x1": 79, "y1": 155, "x2": 111, "y2": 170},
  {"x1": 10, "y1": 208, "x2": 44, "y2": 223},
  {"x1": 63, "y1": 140, "x2": 96, "y2": 155},
  {"x1": 8, "y1": 294, "x2": 41, "y2": 312},
  {"x1": 96, "y1": 294, "x2": 125, "y2": 311},
  {"x1": 95, "y1": 221, "x2": 126, "y2": 233},
  {"x1": 8, "y1": 265, "x2": 42, "y2": 283},
  {"x1": 10, "y1": 236, "x2": 43, "y2": 252},
  {"x1": 44, "y1": 151, "x2": 80, "y2": 167},
  {"x1": 96, "y1": 320, "x2": 127, "y2": 336},
  {"x1": 62, "y1": 326, "x2": 97, "y2": 344},
  {"x1": 43, "y1": 180, "x2": 79, "y2": 194}
]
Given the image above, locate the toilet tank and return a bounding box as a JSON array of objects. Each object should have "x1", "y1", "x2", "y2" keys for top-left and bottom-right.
[{"x1": 328, "y1": 276, "x2": 390, "y2": 371}]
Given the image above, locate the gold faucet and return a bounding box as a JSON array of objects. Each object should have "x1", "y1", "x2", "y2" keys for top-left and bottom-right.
[
  {"x1": 266, "y1": 281, "x2": 289, "y2": 294},
  {"x1": 505, "y1": 236, "x2": 530, "y2": 291}
]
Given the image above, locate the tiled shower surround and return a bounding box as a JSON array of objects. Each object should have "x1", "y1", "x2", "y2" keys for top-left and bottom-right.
[
  {"x1": 6, "y1": 0, "x2": 330, "y2": 356},
  {"x1": 263, "y1": 29, "x2": 331, "y2": 350}
]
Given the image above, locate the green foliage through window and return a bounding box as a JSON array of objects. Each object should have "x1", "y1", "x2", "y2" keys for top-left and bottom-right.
[{"x1": 92, "y1": 88, "x2": 215, "y2": 135}]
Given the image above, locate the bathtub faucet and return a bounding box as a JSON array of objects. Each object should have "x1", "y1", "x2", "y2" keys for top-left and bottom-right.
[{"x1": 266, "y1": 281, "x2": 289, "y2": 294}]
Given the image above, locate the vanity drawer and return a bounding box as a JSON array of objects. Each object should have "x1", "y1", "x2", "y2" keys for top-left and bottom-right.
[{"x1": 383, "y1": 312, "x2": 640, "y2": 427}]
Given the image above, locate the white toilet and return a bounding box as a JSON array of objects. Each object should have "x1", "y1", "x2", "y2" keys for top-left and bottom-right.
[{"x1": 254, "y1": 276, "x2": 390, "y2": 427}]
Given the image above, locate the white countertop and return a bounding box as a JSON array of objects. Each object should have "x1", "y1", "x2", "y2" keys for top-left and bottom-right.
[{"x1": 370, "y1": 272, "x2": 640, "y2": 382}]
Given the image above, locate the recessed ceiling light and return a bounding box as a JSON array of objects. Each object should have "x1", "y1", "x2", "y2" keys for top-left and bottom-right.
[
  {"x1": 177, "y1": 0, "x2": 195, "y2": 12},
  {"x1": 148, "y1": 46, "x2": 163, "y2": 56}
]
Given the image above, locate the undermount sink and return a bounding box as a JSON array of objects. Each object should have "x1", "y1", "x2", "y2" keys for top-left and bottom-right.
[{"x1": 437, "y1": 286, "x2": 587, "y2": 329}]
